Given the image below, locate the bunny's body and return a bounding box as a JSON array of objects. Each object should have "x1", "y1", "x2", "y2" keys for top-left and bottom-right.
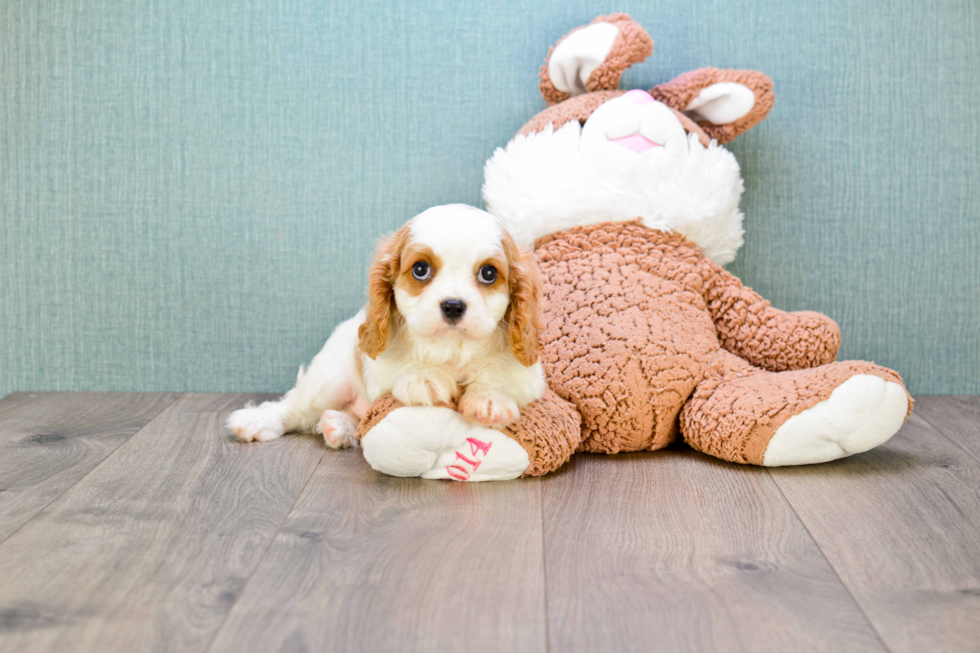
[{"x1": 354, "y1": 14, "x2": 912, "y2": 480}]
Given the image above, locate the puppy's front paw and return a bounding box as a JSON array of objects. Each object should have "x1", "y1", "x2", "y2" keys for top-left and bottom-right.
[
  {"x1": 316, "y1": 410, "x2": 358, "y2": 450},
  {"x1": 459, "y1": 391, "x2": 520, "y2": 428},
  {"x1": 392, "y1": 371, "x2": 457, "y2": 407}
]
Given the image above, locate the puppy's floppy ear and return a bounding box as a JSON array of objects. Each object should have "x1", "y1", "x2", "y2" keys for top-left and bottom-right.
[
  {"x1": 358, "y1": 225, "x2": 410, "y2": 359},
  {"x1": 502, "y1": 231, "x2": 543, "y2": 366}
]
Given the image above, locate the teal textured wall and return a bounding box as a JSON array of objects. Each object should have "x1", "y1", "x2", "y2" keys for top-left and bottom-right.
[{"x1": 2, "y1": 0, "x2": 978, "y2": 396}]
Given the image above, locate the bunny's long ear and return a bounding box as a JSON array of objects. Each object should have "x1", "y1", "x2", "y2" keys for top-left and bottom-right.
[
  {"x1": 650, "y1": 68, "x2": 774, "y2": 144},
  {"x1": 539, "y1": 14, "x2": 653, "y2": 106}
]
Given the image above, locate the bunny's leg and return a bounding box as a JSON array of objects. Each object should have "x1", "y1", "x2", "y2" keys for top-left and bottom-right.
[
  {"x1": 681, "y1": 350, "x2": 911, "y2": 466},
  {"x1": 356, "y1": 390, "x2": 581, "y2": 481}
]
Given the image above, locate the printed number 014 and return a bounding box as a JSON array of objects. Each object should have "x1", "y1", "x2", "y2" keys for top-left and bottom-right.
[{"x1": 445, "y1": 437, "x2": 493, "y2": 480}]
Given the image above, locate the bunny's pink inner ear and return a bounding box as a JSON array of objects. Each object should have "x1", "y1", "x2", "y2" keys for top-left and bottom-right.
[
  {"x1": 651, "y1": 68, "x2": 774, "y2": 144},
  {"x1": 539, "y1": 13, "x2": 653, "y2": 106}
]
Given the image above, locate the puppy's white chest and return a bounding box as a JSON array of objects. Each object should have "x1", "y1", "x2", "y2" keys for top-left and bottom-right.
[{"x1": 447, "y1": 364, "x2": 477, "y2": 388}]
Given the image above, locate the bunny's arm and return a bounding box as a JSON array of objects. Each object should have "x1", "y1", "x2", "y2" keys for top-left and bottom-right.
[{"x1": 698, "y1": 260, "x2": 841, "y2": 372}]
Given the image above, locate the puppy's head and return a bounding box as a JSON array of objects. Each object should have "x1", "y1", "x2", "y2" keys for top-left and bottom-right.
[{"x1": 358, "y1": 205, "x2": 542, "y2": 365}]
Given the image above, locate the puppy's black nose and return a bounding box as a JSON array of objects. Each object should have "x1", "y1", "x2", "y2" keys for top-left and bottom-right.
[{"x1": 440, "y1": 299, "x2": 467, "y2": 323}]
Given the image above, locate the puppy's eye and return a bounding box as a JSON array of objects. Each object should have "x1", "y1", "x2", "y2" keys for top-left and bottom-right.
[
  {"x1": 477, "y1": 265, "x2": 498, "y2": 285},
  {"x1": 411, "y1": 261, "x2": 431, "y2": 281}
]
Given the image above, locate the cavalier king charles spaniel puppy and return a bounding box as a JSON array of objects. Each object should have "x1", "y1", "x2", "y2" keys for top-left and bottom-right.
[{"x1": 227, "y1": 204, "x2": 546, "y2": 448}]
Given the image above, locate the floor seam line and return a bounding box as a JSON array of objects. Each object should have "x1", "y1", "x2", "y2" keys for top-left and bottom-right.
[
  {"x1": 540, "y1": 479, "x2": 552, "y2": 653},
  {"x1": 912, "y1": 405, "x2": 980, "y2": 466},
  {"x1": 202, "y1": 440, "x2": 327, "y2": 653},
  {"x1": 0, "y1": 393, "x2": 181, "y2": 548},
  {"x1": 765, "y1": 469, "x2": 894, "y2": 653}
]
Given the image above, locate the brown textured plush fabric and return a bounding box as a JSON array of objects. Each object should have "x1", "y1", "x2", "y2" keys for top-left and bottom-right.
[
  {"x1": 518, "y1": 90, "x2": 625, "y2": 137},
  {"x1": 537, "y1": 224, "x2": 717, "y2": 453},
  {"x1": 651, "y1": 67, "x2": 775, "y2": 144},
  {"x1": 701, "y1": 264, "x2": 841, "y2": 372},
  {"x1": 533, "y1": 222, "x2": 909, "y2": 459},
  {"x1": 680, "y1": 353, "x2": 911, "y2": 464},
  {"x1": 503, "y1": 389, "x2": 582, "y2": 476},
  {"x1": 518, "y1": 93, "x2": 713, "y2": 147},
  {"x1": 539, "y1": 13, "x2": 653, "y2": 106},
  {"x1": 354, "y1": 393, "x2": 403, "y2": 442},
  {"x1": 358, "y1": 222, "x2": 911, "y2": 474},
  {"x1": 354, "y1": 389, "x2": 582, "y2": 478}
]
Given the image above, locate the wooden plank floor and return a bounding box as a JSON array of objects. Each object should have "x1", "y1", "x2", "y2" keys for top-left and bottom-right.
[{"x1": 0, "y1": 393, "x2": 977, "y2": 653}]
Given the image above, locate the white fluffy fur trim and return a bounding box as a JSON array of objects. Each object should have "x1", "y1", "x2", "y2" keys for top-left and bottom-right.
[{"x1": 482, "y1": 122, "x2": 746, "y2": 265}]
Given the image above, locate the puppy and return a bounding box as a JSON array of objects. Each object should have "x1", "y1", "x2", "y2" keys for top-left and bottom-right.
[{"x1": 227, "y1": 204, "x2": 546, "y2": 448}]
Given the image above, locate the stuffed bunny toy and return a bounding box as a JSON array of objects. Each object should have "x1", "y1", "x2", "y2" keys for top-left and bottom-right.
[{"x1": 354, "y1": 13, "x2": 911, "y2": 481}]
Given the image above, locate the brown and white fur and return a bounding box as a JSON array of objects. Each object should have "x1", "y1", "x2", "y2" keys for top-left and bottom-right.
[{"x1": 226, "y1": 204, "x2": 546, "y2": 448}]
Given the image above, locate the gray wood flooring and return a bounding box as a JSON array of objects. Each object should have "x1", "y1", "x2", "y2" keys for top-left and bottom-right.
[{"x1": 0, "y1": 392, "x2": 977, "y2": 653}]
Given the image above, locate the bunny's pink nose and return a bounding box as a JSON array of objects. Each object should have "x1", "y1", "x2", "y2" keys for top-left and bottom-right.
[{"x1": 623, "y1": 89, "x2": 655, "y2": 105}]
